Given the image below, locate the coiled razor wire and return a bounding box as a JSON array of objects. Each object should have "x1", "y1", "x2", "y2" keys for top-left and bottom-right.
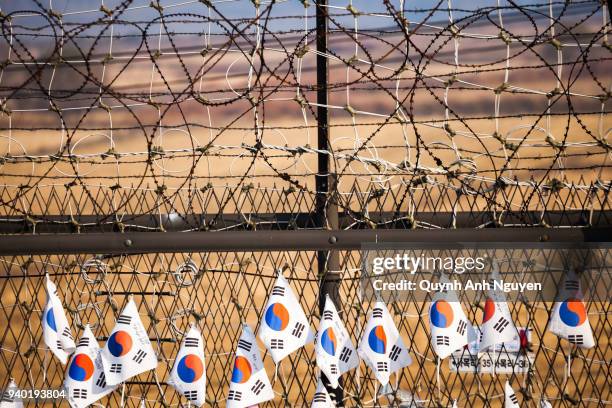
[{"x1": 0, "y1": 0, "x2": 609, "y2": 229}]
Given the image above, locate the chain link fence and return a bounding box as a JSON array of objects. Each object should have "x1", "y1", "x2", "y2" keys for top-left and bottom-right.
[
  {"x1": 0, "y1": 247, "x2": 610, "y2": 407},
  {"x1": 0, "y1": 0, "x2": 610, "y2": 406}
]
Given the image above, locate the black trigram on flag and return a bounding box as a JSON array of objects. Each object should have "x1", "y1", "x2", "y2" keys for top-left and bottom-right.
[
  {"x1": 565, "y1": 280, "x2": 580, "y2": 291},
  {"x1": 238, "y1": 339, "x2": 252, "y2": 352},
  {"x1": 339, "y1": 346, "x2": 352, "y2": 363},
  {"x1": 133, "y1": 349, "x2": 147, "y2": 364},
  {"x1": 271, "y1": 286, "x2": 285, "y2": 296},
  {"x1": 436, "y1": 336, "x2": 450, "y2": 346},
  {"x1": 313, "y1": 392, "x2": 327, "y2": 402},
  {"x1": 56, "y1": 340, "x2": 63, "y2": 349},
  {"x1": 456, "y1": 320, "x2": 467, "y2": 336},
  {"x1": 292, "y1": 322, "x2": 305, "y2": 338},
  {"x1": 377, "y1": 362, "x2": 389, "y2": 372},
  {"x1": 568, "y1": 335, "x2": 584, "y2": 345},
  {"x1": 0, "y1": 392, "x2": 14, "y2": 403},
  {"x1": 271, "y1": 339, "x2": 284, "y2": 349},
  {"x1": 184, "y1": 390, "x2": 198, "y2": 401},
  {"x1": 329, "y1": 364, "x2": 338, "y2": 375},
  {"x1": 62, "y1": 327, "x2": 73, "y2": 339},
  {"x1": 322, "y1": 311, "x2": 334, "y2": 321},
  {"x1": 251, "y1": 379, "x2": 265, "y2": 395},
  {"x1": 372, "y1": 308, "x2": 383, "y2": 318},
  {"x1": 110, "y1": 363, "x2": 122, "y2": 373},
  {"x1": 389, "y1": 345, "x2": 402, "y2": 362},
  {"x1": 509, "y1": 393, "x2": 518, "y2": 404},
  {"x1": 184, "y1": 337, "x2": 199, "y2": 347},
  {"x1": 77, "y1": 337, "x2": 89, "y2": 347},
  {"x1": 494, "y1": 317, "x2": 510, "y2": 333},
  {"x1": 72, "y1": 389, "x2": 88, "y2": 399},
  {"x1": 96, "y1": 373, "x2": 107, "y2": 388},
  {"x1": 228, "y1": 390, "x2": 242, "y2": 401},
  {"x1": 117, "y1": 315, "x2": 132, "y2": 325}
]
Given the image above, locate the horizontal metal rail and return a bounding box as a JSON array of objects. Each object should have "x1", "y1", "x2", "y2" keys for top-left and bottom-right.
[{"x1": 0, "y1": 228, "x2": 609, "y2": 255}]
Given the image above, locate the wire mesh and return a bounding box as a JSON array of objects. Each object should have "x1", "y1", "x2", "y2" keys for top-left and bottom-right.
[{"x1": 0, "y1": 249, "x2": 610, "y2": 407}]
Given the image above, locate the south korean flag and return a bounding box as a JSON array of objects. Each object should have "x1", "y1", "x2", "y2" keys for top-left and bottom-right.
[
  {"x1": 42, "y1": 274, "x2": 76, "y2": 364},
  {"x1": 480, "y1": 261, "x2": 518, "y2": 351},
  {"x1": 0, "y1": 379, "x2": 23, "y2": 408},
  {"x1": 540, "y1": 399, "x2": 552, "y2": 408},
  {"x1": 227, "y1": 325, "x2": 274, "y2": 408},
  {"x1": 168, "y1": 325, "x2": 206, "y2": 407},
  {"x1": 315, "y1": 295, "x2": 358, "y2": 388},
  {"x1": 63, "y1": 325, "x2": 116, "y2": 408},
  {"x1": 429, "y1": 274, "x2": 470, "y2": 359},
  {"x1": 100, "y1": 298, "x2": 158, "y2": 386},
  {"x1": 357, "y1": 301, "x2": 412, "y2": 385},
  {"x1": 547, "y1": 269, "x2": 595, "y2": 348},
  {"x1": 504, "y1": 380, "x2": 520, "y2": 408},
  {"x1": 258, "y1": 271, "x2": 314, "y2": 363},
  {"x1": 311, "y1": 376, "x2": 335, "y2": 408}
]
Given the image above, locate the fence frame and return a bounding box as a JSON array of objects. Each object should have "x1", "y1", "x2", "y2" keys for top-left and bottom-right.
[{"x1": 0, "y1": 227, "x2": 609, "y2": 256}]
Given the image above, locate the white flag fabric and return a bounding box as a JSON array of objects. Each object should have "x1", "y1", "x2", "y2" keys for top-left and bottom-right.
[
  {"x1": 63, "y1": 325, "x2": 116, "y2": 408},
  {"x1": 311, "y1": 377, "x2": 335, "y2": 408},
  {"x1": 0, "y1": 379, "x2": 23, "y2": 408},
  {"x1": 168, "y1": 325, "x2": 206, "y2": 407},
  {"x1": 258, "y1": 272, "x2": 314, "y2": 363},
  {"x1": 429, "y1": 274, "x2": 470, "y2": 359},
  {"x1": 227, "y1": 325, "x2": 274, "y2": 408},
  {"x1": 315, "y1": 295, "x2": 359, "y2": 388},
  {"x1": 504, "y1": 381, "x2": 520, "y2": 408},
  {"x1": 100, "y1": 298, "x2": 158, "y2": 386},
  {"x1": 43, "y1": 274, "x2": 76, "y2": 364},
  {"x1": 357, "y1": 301, "x2": 411, "y2": 385},
  {"x1": 540, "y1": 399, "x2": 552, "y2": 408},
  {"x1": 480, "y1": 262, "x2": 518, "y2": 351},
  {"x1": 547, "y1": 269, "x2": 595, "y2": 348}
]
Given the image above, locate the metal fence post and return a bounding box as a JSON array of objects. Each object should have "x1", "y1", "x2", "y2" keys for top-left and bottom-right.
[{"x1": 315, "y1": 0, "x2": 343, "y2": 405}]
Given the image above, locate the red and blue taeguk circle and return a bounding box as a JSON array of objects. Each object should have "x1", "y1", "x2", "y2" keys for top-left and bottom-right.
[
  {"x1": 45, "y1": 308, "x2": 57, "y2": 332},
  {"x1": 177, "y1": 354, "x2": 204, "y2": 383},
  {"x1": 483, "y1": 298, "x2": 495, "y2": 323},
  {"x1": 108, "y1": 330, "x2": 133, "y2": 357},
  {"x1": 68, "y1": 354, "x2": 94, "y2": 381},
  {"x1": 430, "y1": 300, "x2": 454, "y2": 328},
  {"x1": 231, "y1": 356, "x2": 252, "y2": 384},
  {"x1": 559, "y1": 298, "x2": 587, "y2": 327},
  {"x1": 320, "y1": 327, "x2": 337, "y2": 356},
  {"x1": 264, "y1": 303, "x2": 289, "y2": 331},
  {"x1": 368, "y1": 325, "x2": 387, "y2": 354}
]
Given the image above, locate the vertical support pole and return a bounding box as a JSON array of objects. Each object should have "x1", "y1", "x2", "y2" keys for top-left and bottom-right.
[{"x1": 315, "y1": 0, "x2": 343, "y2": 405}]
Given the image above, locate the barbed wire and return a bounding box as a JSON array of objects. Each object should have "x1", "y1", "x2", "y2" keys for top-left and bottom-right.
[{"x1": 0, "y1": 0, "x2": 609, "y2": 231}]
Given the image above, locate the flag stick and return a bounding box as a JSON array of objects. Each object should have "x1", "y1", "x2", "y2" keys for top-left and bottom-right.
[
  {"x1": 120, "y1": 383, "x2": 125, "y2": 407},
  {"x1": 436, "y1": 357, "x2": 441, "y2": 401},
  {"x1": 493, "y1": 343, "x2": 497, "y2": 376},
  {"x1": 566, "y1": 345, "x2": 573, "y2": 381},
  {"x1": 43, "y1": 348, "x2": 48, "y2": 384}
]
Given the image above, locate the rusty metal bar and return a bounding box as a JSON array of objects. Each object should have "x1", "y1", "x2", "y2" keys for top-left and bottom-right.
[{"x1": 0, "y1": 228, "x2": 608, "y2": 256}]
